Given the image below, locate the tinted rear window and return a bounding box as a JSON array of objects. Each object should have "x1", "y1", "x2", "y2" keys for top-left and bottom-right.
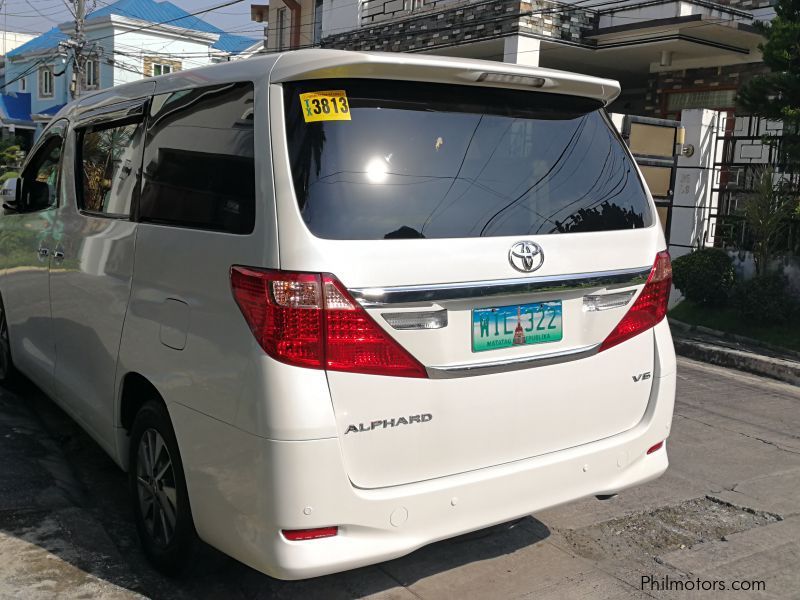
[{"x1": 284, "y1": 79, "x2": 652, "y2": 240}]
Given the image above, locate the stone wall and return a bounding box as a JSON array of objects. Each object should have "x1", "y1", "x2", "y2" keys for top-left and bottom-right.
[
  {"x1": 323, "y1": 0, "x2": 597, "y2": 53},
  {"x1": 645, "y1": 62, "x2": 770, "y2": 116},
  {"x1": 142, "y1": 56, "x2": 182, "y2": 77}
]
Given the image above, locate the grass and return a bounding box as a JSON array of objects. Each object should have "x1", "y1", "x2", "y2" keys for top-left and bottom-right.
[{"x1": 669, "y1": 300, "x2": 800, "y2": 353}]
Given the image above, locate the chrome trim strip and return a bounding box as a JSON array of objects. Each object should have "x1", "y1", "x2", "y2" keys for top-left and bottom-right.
[
  {"x1": 350, "y1": 266, "x2": 650, "y2": 307},
  {"x1": 427, "y1": 344, "x2": 600, "y2": 379}
]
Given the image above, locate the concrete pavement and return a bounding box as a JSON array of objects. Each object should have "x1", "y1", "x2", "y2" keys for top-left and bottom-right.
[{"x1": 0, "y1": 357, "x2": 799, "y2": 599}]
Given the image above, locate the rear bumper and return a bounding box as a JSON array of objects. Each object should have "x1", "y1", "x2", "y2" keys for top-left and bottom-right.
[
  {"x1": 271, "y1": 378, "x2": 672, "y2": 580},
  {"x1": 171, "y1": 324, "x2": 675, "y2": 580}
]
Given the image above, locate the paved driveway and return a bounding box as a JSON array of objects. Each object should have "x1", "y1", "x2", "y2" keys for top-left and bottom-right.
[{"x1": 1, "y1": 357, "x2": 798, "y2": 599}]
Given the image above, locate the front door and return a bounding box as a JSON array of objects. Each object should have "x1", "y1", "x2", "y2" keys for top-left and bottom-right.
[
  {"x1": 0, "y1": 121, "x2": 67, "y2": 394},
  {"x1": 49, "y1": 101, "x2": 146, "y2": 451}
]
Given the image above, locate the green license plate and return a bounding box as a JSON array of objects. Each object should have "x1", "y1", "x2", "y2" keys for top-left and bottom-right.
[{"x1": 472, "y1": 301, "x2": 563, "y2": 352}]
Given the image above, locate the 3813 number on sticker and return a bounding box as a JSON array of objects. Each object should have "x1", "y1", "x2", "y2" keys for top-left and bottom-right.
[{"x1": 299, "y1": 90, "x2": 351, "y2": 122}]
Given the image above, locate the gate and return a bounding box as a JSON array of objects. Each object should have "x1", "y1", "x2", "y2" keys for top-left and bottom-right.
[
  {"x1": 617, "y1": 115, "x2": 681, "y2": 243},
  {"x1": 710, "y1": 114, "x2": 799, "y2": 255}
]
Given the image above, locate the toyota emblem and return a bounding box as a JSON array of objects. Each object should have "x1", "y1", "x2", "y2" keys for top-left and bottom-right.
[{"x1": 508, "y1": 241, "x2": 544, "y2": 273}]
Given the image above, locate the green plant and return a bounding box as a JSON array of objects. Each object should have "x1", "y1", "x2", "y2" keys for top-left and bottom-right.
[
  {"x1": 742, "y1": 167, "x2": 798, "y2": 274},
  {"x1": 671, "y1": 248, "x2": 736, "y2": 305},
  {"x1": 0, "y1": 171, "x2": 19, "y2": 183},
  {"x1": 0, "y1": 144, "x2": 21, "y2": 169},
  {"x1": 731, "y1": 273, "x2": 798, "y2": 324}
]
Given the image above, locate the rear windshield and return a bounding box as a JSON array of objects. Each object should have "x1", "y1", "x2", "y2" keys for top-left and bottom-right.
[{"x1": 283, "y1": 79, "x2": 652, "y2": 240}]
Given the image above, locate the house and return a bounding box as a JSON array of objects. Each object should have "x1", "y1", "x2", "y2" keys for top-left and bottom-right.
[
  {"x1": 0, "y1": 30, "x2": 37, "y2": 144},
  {"x1": 261, "y1": 0, "x2": 773, "y2": 117},
  {"x1": 262, "y1": 0, "x2": 330, "y2": 51},
  {"x1": 0, "y1": 0, "x2": 260, "y2": 144}
]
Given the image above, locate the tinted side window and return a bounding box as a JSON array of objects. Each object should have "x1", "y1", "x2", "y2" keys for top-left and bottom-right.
[
  {"x1": 78, "y1": 121, "x2": 143, "y2": 217},
  {"x1": 22, "y1": 134, "x2": 63, "y2": 211},
  {"x1": 140, "y1": 82, "x2": 255, "y2": 234}
]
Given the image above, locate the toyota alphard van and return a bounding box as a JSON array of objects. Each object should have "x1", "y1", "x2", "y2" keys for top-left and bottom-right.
[{"x1": 0, "y1": 50, "x2": 675, "y2": 579}]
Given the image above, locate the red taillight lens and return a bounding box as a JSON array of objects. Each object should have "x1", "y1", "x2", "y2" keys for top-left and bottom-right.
[
  {"x1": 231, "y1": 268, "x2": 427, "y2": 378},
  {"x1": 322, "y1": 276, "x2": 427, "y2": 378},
  {"x1": 282, "y1": 526, "x2": 338, "y2": 541},
  {"x1": 647, "y1": 441, "x2": 664, "y2": 455},
  {"x1": 230, "y1": 268, "x2": 324, "y2": 368},
  {"x1": 599, "y1": 251, "x2": 672, "y2": 352}
]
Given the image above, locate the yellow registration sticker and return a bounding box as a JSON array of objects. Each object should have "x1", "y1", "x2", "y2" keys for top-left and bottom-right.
[{"x1": 299, "y1": 90, "x2": 351, "y2": 123}]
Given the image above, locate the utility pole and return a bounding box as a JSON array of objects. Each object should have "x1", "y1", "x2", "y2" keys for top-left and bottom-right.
[
  {"x1": 72, "y1": 0, "x2": 86, "y2": 99},
  {"x1": 60, "y1": 0, "x2": 87, "y2": 99}
]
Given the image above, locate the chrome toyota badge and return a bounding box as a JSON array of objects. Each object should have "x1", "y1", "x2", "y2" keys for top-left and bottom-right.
[{"x1": 508, "y1": 241, "x2": 544, "y2": 273}]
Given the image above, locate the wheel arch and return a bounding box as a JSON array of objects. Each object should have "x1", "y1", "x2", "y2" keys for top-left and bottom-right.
[{"x1": 116, "y1": 371, "x2": 167, "y2": 471}]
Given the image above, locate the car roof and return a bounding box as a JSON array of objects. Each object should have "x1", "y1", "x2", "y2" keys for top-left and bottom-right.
[{"x1": 68, "y1": 48, "x2": 620, "y2": 116}]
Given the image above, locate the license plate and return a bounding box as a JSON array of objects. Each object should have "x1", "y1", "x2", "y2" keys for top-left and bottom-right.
[{"x1": 472, "y1": 301, "x2": 563, "y2": 352}]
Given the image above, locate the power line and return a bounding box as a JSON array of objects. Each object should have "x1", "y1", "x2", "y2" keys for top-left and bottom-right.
[
  {"x1": 88, "y1": 0, "x2": 249, "y2": 44},
  {"x1": 0, "y1": 53, "x2": 60, "y2": 91}
]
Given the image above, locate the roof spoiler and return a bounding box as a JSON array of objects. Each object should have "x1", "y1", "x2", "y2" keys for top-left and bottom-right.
[{"x1": 269, "y1": 50, "x2": 620, "y2": 105}]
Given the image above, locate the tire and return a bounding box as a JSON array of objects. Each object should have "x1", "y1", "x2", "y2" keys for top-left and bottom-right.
[
  {"x1": 129, "y1": 400, "x2": 198, "y2": 575},
  {"x1": 0, "y1": 297, "x2": 17, "y2": 384}
]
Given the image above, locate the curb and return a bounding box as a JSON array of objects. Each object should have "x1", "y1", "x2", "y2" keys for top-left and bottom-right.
[
  {"x1": 672, "y1": 336, "x2": 800, "y2": 387},
  {"x1": 668, "y1": 318, "x2": 800, "y2": 361}
]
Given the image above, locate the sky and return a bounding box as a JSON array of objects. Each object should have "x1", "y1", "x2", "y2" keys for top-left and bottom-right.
[{"x1": 0, "y1": 0, "x2": 261, "y2": 39}]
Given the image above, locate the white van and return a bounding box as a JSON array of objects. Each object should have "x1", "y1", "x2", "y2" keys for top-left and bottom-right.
[{"x1": 0, "y1": 50, "x2": 675, "y2": 580}]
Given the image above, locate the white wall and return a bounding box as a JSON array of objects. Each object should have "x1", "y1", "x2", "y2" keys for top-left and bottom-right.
[
  {"x1": 0, "y1": 31, "x2": 35, "y2": 55},
  {"x1": 322, "y1": 0, "x2": 361, "y2": 38},
  {"x1": 671, "y1": 109, "x2": 722, "y2": 259},
  {"x1": 108, "y1": 28, "x2": 216, "y2": 86}
]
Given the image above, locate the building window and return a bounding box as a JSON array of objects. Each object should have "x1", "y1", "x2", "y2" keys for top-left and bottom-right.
[
  {"x1": 313, "y1": 0, "x2": 323, "y2": 44},
  {"x1": 144, "y1": 57, "x2": 180, "y2": 77},
  {"x1": 19, "y1": 77, "x2": 26, "y2": 92},
  {"x1": 277, "y1": 7, "x2": 289, "y2": 51},
  {"x1": 85, "y1": 59, "x2": 100, "y2": 89},
  {"x1": 39, "y1": 66, "x2": 54, "y2": 98},
  {"x1": 153, "y1": 63, "x2": 173, "y2": 76}
]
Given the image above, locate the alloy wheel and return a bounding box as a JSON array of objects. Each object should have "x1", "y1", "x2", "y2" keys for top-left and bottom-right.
[{"x1": 136, "y1": 428, "x2": 178, "y2": 547}]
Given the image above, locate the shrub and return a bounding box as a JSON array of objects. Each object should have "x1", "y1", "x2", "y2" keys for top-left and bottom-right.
[
  {"x1": 0, "y1": 171, "x2": 18, "y2": 183},
  {"x1": 671, "y1": 248, "x2": 735, "y2": 305},
  {"x1": 731, "y1": 274, "x2": 798, "y2": 324}
]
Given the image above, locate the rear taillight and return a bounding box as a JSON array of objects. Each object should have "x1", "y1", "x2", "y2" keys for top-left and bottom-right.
[
  {"x1": 599, "y1": 251, "x2": 672, "y2": 352},
  {"x1": 282, "y1": 526, "x2": 338, "y2": 541},
  {"x1": 231, "y1": 268, "x2": 427, "y2": 378}
]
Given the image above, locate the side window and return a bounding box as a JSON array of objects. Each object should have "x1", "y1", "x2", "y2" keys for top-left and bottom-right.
[
  {"x1": 78, "y1": 121, "x2": 143, "y2": 217},
  {"x1": 139, "y1": 82, "x2": 255, "y2": 234},
  {"x1": 20, "y1": 131, "x2": 64, "y2": 212}
]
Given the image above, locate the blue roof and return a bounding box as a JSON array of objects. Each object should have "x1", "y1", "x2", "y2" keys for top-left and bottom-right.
[
  {"x1": 213, "y1": 33, "x2": 260, "y2": 54},
  {"x1": 7, "y1": 0, "x2": 258, "y2": 59},
  {"x1": 90, "y1": 0, "x2": 222, "y2": 34},
  {"x1": 0, "y1": 92, "x2": 32, "y2": 121},
  {"x1": 7, "y1": 27, "x2": 67, "y2": 59},
  {"x1": 38, "y1": 103, "x2": 66, "y2": 116}
]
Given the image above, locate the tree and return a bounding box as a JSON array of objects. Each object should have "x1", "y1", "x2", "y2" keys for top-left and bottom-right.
[
  {"x1": 738, "y1": 0, "x2": 800, "y2": 171},
  {"x1": 0, "y1": 138, "x2": 23, "y2": 170},
  {"x1": 743, "y1": 167, "x2": 797, "y2": 274}
]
